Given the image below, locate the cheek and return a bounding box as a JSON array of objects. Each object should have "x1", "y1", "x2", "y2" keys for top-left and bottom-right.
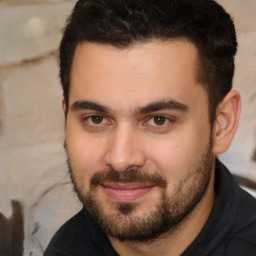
[
  {"x1": 149, "y1": 140, "x2": 192, "y2": 178},
  {"x1": 147, "y1": 129, "x2": 210, "y2": 180},
  {"x1": 65, "y1": 126, "x2": 108, "y2": 180}
]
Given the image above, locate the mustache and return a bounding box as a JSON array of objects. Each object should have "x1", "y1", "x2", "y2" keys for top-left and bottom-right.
[
  {"x1": 90, "y1": 168, "x2": 167, "y2": 189},
  {"x1": 64, "y1": 145, "x2": 167, "y2": 189}
]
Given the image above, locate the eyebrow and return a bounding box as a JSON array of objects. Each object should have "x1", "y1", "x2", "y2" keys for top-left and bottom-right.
[
  {"x1": 137, "y1": 99, "x2": 189, "y2": 114},
  {"x1": 70, "y1": 98, "x2": 189, "y2": 115},
  {"x1": 70, "y1": 100, "x2": 110, "y2": 113}
]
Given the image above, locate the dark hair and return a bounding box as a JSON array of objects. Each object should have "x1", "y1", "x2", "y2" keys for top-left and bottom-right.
[{"x1": 60, "y1": 0, "x2": 237, "y2": 124}]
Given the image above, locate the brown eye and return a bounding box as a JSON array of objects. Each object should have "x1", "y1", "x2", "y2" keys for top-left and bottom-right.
[
  {"x1": 90, "y1": 115, "x2": 104, "y2": 124},
  {"x1": 82, "y1": 115, "x2": 111, "y2": 131},
  {"x1": 153, "y1": 116, "x2": 167, "y2": 125}
]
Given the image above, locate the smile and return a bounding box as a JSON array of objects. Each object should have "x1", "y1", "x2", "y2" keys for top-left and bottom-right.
[{"x1": 101, "y1": 183, "x2": 155, "y2": 202}]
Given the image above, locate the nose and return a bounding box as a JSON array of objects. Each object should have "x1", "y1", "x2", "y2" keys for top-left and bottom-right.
[{"x1": 104, "y1": 125, "x2": 147, "y2": 172}]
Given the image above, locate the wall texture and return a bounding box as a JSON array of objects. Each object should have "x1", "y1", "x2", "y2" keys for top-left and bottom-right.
[
  {"x1": 217, "y1": 0, "x2": 256, "y2": 193},
  {"x1": 0, "y1": 0, "x2": 255, "y2": 255},
  {"x1": 0, "y1": 1, "x2": 81, "y2": 255}
]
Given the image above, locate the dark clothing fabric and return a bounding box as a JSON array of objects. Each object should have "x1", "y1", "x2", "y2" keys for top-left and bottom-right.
[{"x1": 44, "y1": 160, "x2": 256, "y2": 256}]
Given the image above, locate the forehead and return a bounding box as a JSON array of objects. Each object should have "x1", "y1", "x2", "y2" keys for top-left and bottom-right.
[{"x1": 69, "y1": 39, "x2": 207, "y2": 111}]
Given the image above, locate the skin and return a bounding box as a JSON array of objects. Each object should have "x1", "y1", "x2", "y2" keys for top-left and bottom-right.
[{"x1": 64, "y1": 39, "x2": 241, "y2": 256}]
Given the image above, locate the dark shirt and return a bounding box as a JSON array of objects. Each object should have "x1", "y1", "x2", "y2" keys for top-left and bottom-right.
[{"x1": 44, "y1": 160, "x2": 256, "y2": 256}]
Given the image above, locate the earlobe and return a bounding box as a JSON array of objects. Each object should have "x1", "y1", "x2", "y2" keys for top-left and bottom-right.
[{"x1": 213, "y1": 90, "x2": 241, "y2": 155}]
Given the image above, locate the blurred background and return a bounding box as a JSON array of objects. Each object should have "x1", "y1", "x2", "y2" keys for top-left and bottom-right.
[{"x1": 0, "y1": 0, "x2": 255, "y2": 255}]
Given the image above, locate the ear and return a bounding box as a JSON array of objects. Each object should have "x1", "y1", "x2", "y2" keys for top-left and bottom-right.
[
  {"x1": 62, "y1": 98, "x2": 66, "y2": 113},
  {"x1": 213, "y1": 90, "x2": 241, "y2": 155},
  {"x1": 62, "y1": 99, "x2": 67, "y2": 147}
]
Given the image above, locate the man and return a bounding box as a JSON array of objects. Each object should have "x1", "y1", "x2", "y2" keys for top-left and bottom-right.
[{"x1": 44, "y1": 0, "x2": 256, "y2": 255}]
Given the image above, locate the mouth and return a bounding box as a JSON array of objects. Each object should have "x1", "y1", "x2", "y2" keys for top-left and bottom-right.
[{"x1": 101, "y1": 182, "x2": 155, "y2": 202}]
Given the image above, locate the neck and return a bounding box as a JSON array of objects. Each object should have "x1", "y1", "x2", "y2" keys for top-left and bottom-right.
[{"x1": 109, "y1": 169, "x2": 215, "y2": 256}]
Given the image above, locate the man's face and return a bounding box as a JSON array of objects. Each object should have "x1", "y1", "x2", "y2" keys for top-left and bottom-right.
[{"x1": 65, "y1": 40, "x2": 215, "y2": 242}]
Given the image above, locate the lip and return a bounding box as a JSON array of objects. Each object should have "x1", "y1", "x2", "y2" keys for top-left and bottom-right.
[{"x1": 101, "y1": 182, "x2": 155, "y2": 202}]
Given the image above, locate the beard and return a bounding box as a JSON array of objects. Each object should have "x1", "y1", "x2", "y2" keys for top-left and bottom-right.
[{"x1": 66, "y1": 137, "x2": 214, "y2": 243}]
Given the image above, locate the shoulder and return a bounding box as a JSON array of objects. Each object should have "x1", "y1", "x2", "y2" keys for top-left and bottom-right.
[
  {"x1": 237, "y1": 187, "x2": 256, "y2": 222},
  {"x1": 228, "y1": 187, "x2": 256, "y2": 241},
  {"x1": 221, "y1": 181, "x2": 256, "y2": 255},
  {"x1": 211, "y1": 161, "x2": 256, "y2": 255},
  {"x1": 44, "y1": 210, "x2": 117, "y2": 256},
  {"x1": 44, "y1": 210, "x2": 93, "y2": 256}
]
